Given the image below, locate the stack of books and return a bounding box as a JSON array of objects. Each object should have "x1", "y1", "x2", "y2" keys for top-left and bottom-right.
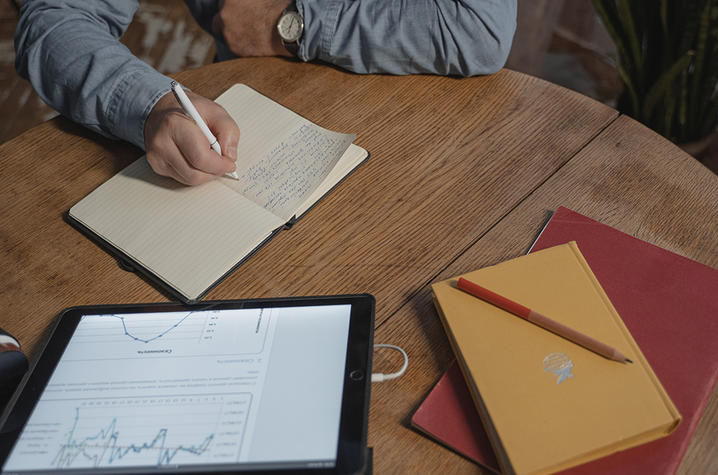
[{"x1": 412, "y1": 207, "x2": 718, "y2": 474}]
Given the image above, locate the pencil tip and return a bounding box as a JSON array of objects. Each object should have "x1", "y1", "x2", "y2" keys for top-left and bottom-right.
[{"x1": 625, "y1": 358, "x2": 633, "y2": 364}]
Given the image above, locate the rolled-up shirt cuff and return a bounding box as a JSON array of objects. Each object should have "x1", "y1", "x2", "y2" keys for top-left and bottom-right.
[
  {"x1": 107, "y1": 67, "x2": 174, "y2": 150},
  {"x1": 296, "y1": 0, "x2": 341, "y2": 64}
]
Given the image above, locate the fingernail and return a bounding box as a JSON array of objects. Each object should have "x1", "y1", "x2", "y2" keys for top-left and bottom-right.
[{"x1": 227, "y1": 145, "x2": 238, "y2": 160}]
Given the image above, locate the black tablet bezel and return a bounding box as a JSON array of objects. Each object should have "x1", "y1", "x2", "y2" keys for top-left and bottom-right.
[{"x1": 0, "y1": 295, "x2": 374, "y2": 475}]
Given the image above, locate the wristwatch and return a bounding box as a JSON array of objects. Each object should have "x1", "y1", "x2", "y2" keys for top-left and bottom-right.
[{"x1": 276, "y1": 1, "x2": 303, "y2": 56}]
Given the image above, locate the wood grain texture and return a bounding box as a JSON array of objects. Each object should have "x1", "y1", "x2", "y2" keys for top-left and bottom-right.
[
  {"x1": 369, "y1": 115, "x2": 718, "y2": 473},
  {"x1": 181, "y1": 59, "x2": 619, "y2": 326},
  {"x1": 3, "y1": 58, "x2": 713, "y2": 473},
  {"x1": 0, "y1": 59, "x2": 618, "y2": 360}
]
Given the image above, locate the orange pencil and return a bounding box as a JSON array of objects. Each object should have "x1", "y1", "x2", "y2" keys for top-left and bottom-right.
[{"x1": 456, "y1": 277, "x2": 632, "y2": 364}]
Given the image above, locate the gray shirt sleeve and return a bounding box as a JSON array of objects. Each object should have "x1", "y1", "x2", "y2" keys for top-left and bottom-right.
[
  {"x1": 14, "y1": 0, "x2": 173, "y2": 149},
  {"x1": 297, "y1": 0, "x2": 517, "y2": 76},
  {"x1": 14, "y1": 0, "x2": 516, "y2": 149},
  {"x1": 205, "y1": 0, "x2": 517, "y2": 76}
]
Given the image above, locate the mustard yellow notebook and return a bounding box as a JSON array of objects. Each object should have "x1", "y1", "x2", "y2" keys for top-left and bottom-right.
[{"x1": 432, "y1": 242, "x2": 680, "y2": 475}]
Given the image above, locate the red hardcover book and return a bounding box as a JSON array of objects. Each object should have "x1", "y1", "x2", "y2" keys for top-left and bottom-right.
[
  {"x1": 411, "y1": 362, "x2": 499, "y2": 472},
  {"x1": 412, "y1": 206, "x2": 718, "y2": 474}
]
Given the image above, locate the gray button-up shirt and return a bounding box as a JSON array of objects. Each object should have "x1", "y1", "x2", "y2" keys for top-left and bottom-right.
[{"x1": 15, "y1": 0, "x2": 516, "y2": 149}]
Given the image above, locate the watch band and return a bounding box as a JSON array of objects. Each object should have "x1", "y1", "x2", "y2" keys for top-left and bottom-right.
[
  {"x1": 284, "y1": 1, "x2": 298, "y2": 15},
  {"x1": 283, "y1": 38, "x2": 299, "y2": 57}
]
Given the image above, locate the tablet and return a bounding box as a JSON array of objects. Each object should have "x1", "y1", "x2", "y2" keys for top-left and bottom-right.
[{"x1": 0, "y1": 295, "x2": 374, "y2": 475}]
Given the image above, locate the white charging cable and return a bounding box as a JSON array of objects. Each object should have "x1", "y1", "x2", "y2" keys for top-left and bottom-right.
[{"x1": 371, "y1": 344, "x2": 408, "y2": 383}]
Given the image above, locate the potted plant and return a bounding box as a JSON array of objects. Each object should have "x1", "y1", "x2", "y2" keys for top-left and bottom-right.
[{"x1": 593, "y1": 0, "x2": 718, "y2": 153}]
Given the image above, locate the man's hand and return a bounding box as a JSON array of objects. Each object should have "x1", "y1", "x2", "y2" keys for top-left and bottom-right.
[
  {"x1": 144, "y1": 90, "x2": 239, "y2": 186},
  {"x1": 212, "y1": 0, "x2": 291, "y2": 57}
]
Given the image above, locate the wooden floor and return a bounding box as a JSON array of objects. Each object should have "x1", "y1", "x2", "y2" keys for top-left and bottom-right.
[{"x1": 1, "y1": 0, "x2": 716, "y2": 173}]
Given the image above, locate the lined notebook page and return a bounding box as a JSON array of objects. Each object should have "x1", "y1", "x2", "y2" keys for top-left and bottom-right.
[
  {"x1": 69, "y1": 83, "x2": 368, "y2": 301},
  {"x1": 216, "y1": 84, "x2": 355, "y2": 222},
  {"x1": 70, "y1": 159, "x2": 284, "y2": 300},
  {"x1": 295, "y1": 143, "x2": 368, "y2": 218}
]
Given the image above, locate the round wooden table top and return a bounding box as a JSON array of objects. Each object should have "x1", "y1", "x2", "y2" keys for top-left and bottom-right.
[{"x1": 0, "y1": 58, "x2": 716, "y2": 473}]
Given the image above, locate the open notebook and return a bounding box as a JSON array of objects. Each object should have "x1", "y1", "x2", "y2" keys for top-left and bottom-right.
[{"x1": 68, "y1": 84, "x2": 369, "y2": 302}]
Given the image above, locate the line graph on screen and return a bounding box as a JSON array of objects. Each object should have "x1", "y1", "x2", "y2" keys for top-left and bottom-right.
[
  {"x1": 10, "y1": 394, "x2": 250, "y2": 470},
  {"x1": 60, "y1": 309, "x2": 272, "y2": 360}
]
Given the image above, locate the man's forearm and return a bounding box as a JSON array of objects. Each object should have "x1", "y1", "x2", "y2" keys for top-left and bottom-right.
[
  {"x1": 210, "y1": 0, "x2": 516, "y2": 76},
  {"x1": 14, "y1": 0, "x2": 172, "y2": 149},
  {"x1": 298, "y1": 0, "x2": 517, "y2": 76}
]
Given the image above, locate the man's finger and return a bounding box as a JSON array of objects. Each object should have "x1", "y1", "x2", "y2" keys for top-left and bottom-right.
[
  {"x1": 165, "y1": 138, "x2": 218, "y2": 186},
  {"x1": 202, "y1": 105, "x2": 240, "y2": 162},
  {"x1": 185, "y1": 92, "x2": 240, "y2": 163},
  {"x1": 172, "y1": 122, "x2": 236, "y2": 176},
  {"x1": 147, "y1": 135, "x2": 214, "y2": 186}
]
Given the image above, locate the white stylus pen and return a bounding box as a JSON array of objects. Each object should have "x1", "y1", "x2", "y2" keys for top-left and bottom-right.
[{"x1": 170, "y1": 81, "x2": 239, "y2": 180}]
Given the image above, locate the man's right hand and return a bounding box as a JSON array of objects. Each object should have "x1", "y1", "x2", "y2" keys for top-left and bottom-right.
[{"x1": 144, "y1": 90, "x2": 239, "y2": 186}]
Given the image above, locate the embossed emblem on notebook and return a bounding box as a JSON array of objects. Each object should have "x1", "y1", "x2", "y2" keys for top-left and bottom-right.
[{"x1": 543, "y1": 353, "x2": 574, "y2": 384}]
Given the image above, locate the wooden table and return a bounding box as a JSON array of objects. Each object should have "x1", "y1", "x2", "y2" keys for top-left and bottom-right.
[{"x1": 1, "y1": 58, "x2": 716, "y2": 473}]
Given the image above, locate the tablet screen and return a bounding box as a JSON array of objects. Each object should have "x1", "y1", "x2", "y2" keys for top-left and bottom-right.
[{"x1": 1, "y1": 301, "x2": 364, "y2": 474}]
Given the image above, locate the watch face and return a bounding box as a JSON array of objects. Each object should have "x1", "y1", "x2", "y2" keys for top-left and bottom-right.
[{"x1": 277, "y1": 11, "x2": 303, "y2": 42}]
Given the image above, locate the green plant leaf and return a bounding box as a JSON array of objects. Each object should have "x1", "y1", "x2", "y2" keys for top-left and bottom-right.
[
  {"x1": 688, "y1": 0, "x2": 713, "y2": 133},
  {"x1": 660, "y1": 0, "x2": 668, "y2": 48},
  {"x1": 643, "y1": 52, "x2": 694, "y2": 125},
  {"x1": 696, "y1": 4, "x2": 718, "y2": 131},
  {"x1": 678, "y1": 71, "x2": 689, "y2": 142},
  {"x1": 678, "y1": 0, "x2": 701, "y2": 54},
  {"x1": 646, "y1": 4, "x2": 666, "y2": 83},
  {"x1": 698, "y1": 100, "x2": 718, "y2": 138},
  {"x1": 594, "y1": 0, "x2": 718, "y2": 143},
  {"x1": 616, "y1": 0, "x2": 644, "y2": 92},
  {"x1": 617, "y1": 63, "x2": 640, "y2": 117},
  {"x1": 593, "y1": 1, "x2": 635, "y2": 78},
  {"x1": 663, "y1": 94, "x2": 676, "y2": 141}
]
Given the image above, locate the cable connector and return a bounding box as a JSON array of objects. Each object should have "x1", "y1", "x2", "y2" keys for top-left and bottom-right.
[{"x1": 371, "y1": 344, "x2": 408, "y2": 383}]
